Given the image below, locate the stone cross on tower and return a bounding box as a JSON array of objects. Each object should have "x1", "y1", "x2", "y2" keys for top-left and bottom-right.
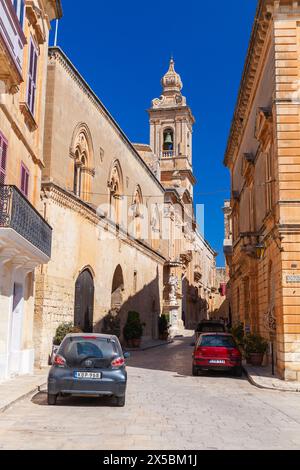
[{"x1": 148, "y1": 58, "x2": 196, "y2": 200}]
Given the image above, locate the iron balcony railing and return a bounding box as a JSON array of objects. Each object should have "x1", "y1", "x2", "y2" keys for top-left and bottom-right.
[{"x1": 0, "y1": 185, "x2": 52, "y2": 258}]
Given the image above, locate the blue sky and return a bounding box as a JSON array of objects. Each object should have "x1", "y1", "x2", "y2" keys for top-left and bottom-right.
[{"x1": 51, "y1": 0, "x2": 258, "y2": 266}]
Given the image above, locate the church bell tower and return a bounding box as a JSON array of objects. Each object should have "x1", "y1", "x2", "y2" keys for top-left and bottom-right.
[{"x1": 148, "y1": 58, "x2": 196, "y2": 200}]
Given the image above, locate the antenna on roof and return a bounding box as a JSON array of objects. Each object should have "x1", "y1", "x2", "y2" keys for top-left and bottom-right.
[{"x1": 54, "y1": 19, "x2": 59, "y2": 47}]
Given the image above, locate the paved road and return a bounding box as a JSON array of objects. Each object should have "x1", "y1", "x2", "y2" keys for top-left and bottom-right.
[{"x1": 0, "y1": 336, "x2": 300, "y2": 450}]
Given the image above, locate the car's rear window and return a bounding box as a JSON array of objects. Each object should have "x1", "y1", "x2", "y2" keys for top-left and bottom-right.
[
  {"x1": 200, "y1": 335, "x2": 236, "y2": 348},
  {"x1": 59, "y1": 337, "x2": 118, "y2": 362}
]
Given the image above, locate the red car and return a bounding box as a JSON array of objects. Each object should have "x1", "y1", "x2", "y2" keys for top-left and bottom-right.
[{"x1": 192, "y1": 333, "x2": 243, "y2": 377}]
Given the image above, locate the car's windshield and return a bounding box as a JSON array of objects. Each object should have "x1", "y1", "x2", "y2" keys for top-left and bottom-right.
[
  {"x1": 199, "y1": 335, "x2": 236, "y2": 348},
  {"x1": 59, "y1": 337, "x2": 118, "y2": 364}
]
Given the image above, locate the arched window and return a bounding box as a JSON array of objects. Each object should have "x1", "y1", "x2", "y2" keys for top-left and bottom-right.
[
  {"x1": 108, "y1": 160, "x2": 124, "y2": 225},
  {"x1": 162, "y1": 128, "x2": 174, "y2": 157},
  {"x1": 70, "y1": 124, "x2": 94, "y2": 202}
]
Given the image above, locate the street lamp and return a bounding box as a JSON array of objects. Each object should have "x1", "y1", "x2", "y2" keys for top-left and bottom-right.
[{"x1": 255, "y1": 242, "x2": 266, "y2": 260}]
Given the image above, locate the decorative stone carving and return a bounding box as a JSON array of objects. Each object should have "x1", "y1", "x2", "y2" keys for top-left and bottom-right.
[{"x1": 168, "y1": 274, "x2": 179, "y2": 305}]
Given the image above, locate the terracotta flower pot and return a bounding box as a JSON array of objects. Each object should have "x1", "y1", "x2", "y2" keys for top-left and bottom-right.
[
  {"x1": 159, "y1": 332, "x2": 169, "y2": 341},
  {"x1": 132, "y1": 338, "x2": 141, "y2": 348},
  {"x1": 250, "y1": 353, "x2": 264, "y2": 366},
  {"x1": 127, "y1": 339, "x2": 134, "y2": 348}
]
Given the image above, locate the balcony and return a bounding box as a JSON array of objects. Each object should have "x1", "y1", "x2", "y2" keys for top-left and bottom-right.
[
  {"x1": 223, "y1": 239, "x2": 233, "y2": 256},
  {"x1": 0, "y1": 186, "x2": 52, "y2": 267},
  {"x1": 0, "y1": 0, "x2": 26, "y2": 90}
]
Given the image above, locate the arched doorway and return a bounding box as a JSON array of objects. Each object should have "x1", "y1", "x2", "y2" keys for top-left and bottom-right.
[
  {"x1": 111, "y1": 265, "x2": 124, "y2": 312},
  {"x1": 74, "y1": 269, "x2": 94, "y2": 332}
]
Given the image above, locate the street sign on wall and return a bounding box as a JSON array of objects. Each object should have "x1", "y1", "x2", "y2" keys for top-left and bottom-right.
[{"x1": 286, "y1": 275, "x2": 300, "y2": 283}]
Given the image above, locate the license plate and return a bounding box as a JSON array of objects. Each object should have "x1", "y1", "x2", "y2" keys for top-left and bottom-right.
[
  {"x1": 209, "y1": 360, "x2": 225, "y2": 364},
  {"x1": 74, "y1": 372, "x2": 102, "y2": 380}
]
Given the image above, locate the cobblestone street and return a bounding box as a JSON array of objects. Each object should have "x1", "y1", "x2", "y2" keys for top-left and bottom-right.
[{"x1": 1, "y1": 336, "x2": 300, "y2": 450}]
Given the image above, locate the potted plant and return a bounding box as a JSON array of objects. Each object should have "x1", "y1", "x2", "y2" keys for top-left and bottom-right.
[
  {"x1": 102, "y1": 311, "x2": 121, "y2": 338},
  {"x1": 49, "y1": 322, "x2": 82, "y2": 364},
  {"x1": 243, "y1": 333, "x2": 268, "y2": 366},
  {"x1": 123, "y1": 311, "x2": 145, "y2": 348},
  {"x1": 158, "y1": 314, "x2": 170, "y2": 341}
]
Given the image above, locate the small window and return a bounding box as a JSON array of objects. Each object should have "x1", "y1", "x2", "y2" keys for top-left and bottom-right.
[
  {"x1": 27, "y1": 39, "x2": 38, "y2": 116},
  {"x1": 20, "y1": 163, "x2": 29, "y2": 197},
  {"x1": 0, "y1": 132, "x2": 8, "y2": 185}
]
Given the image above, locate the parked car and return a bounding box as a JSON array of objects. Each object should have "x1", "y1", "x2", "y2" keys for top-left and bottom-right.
[
  {"x1": 194, "y1": 320, "x2": 226, "y2": 343},
  {"x1": 192, "y1": 333, "x2": 243, "y2": 377},
  {"x1": 47, "y1": 333, "x2": 129, "y2": 406}
]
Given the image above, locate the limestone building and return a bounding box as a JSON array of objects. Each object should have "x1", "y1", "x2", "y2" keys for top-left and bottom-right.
[
  {"x1": 224, "y1": 0, "x2": 300, "y2": 380},
  {"x1": 33, "y1": 48, "x2": 217, "y2": 366},
  {"x1": 0, "y1": 0, "x2": 62, "y2": 380}
]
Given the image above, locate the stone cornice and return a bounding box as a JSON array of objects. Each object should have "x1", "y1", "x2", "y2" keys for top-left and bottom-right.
[
  {"x1": 48, "y1": 47, "x2": 165, "y2": 194},
  {"x1": 224, "y1": 0, "x2": 271, "y2": 167},
  {"x1": 148, "y1": 105, "x2": 195, "y2": 125},
  {"x1": 41, "y1": 182, "x2": 166, "y2": 264}
]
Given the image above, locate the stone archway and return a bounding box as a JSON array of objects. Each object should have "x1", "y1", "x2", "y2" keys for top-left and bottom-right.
[
  {"x1": 111, "y1": 265, "x2": 124, "y2": 312},
  {"x1": 74, "y1": 269, "x2": 95, "y2": 332}
]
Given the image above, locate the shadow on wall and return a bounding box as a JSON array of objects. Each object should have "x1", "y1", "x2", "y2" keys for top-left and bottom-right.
[
  {"x1": 182, "y1": 275, "x2": 210, "y2": 330},
  {"x1": 210, "y1": 298, "x2": 230, "y2": 321},
  {"x1": 94, "y1": 266, "x2": 162, "y2": 344}
]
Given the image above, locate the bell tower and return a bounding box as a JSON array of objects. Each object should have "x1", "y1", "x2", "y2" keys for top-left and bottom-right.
[{"x1": 148, "y1": 58, "x2": 196, "y2": 199}]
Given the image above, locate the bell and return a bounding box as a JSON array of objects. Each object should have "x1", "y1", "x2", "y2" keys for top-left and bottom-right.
[{"x1": 164, "y1": 132, "x2": 173, "y2": 145}]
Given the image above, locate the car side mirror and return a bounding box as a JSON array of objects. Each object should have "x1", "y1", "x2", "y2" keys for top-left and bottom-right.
[{"x1": 124, "y1": 352, "x2": 131, "y2": 360}]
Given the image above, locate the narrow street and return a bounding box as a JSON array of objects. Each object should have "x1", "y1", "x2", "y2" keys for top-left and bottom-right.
[{"x1": 0, "y1": 336, "x2": 300, "y2": 450}]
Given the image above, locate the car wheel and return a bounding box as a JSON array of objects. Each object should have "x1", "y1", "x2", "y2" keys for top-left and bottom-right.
[
  {"x1": 48, "y1": 393, "x2": 57, "y2": 406},
  {"x1": 116, "y1": 396, "x2": 126, "y2": 407},
  {"x1": 234, "y1": 366, "x2": 243, "y2": 377},
  {"x1": 192, "y1": 366, "x2": 199, "y2": 377}
]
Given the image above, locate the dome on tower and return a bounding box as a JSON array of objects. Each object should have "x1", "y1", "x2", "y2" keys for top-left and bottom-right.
[
  {"x1": 161, "y1": 58, "x2": 183, "y2": 94},
  {"x1": 152, "y1": 57, "x2": 187, "y2": 109}
]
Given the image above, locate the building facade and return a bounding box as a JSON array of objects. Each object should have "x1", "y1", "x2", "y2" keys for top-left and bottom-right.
[
  {"x1": 224, "y1": 0, "x2": 300, "y2": 380},
  {"x1": 0, "y1": 0, "x2": 62, "y2": 380},
  {"x1": 32, "y1": 50, "x2": 217, "y2": 366}
]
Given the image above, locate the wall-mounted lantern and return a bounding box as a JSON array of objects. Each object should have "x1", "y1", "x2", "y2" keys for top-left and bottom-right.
[{"x1": 255, "y1": 242, "x2": 266, "y2": 260}]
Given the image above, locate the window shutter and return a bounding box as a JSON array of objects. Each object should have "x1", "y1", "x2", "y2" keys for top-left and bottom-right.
[
  {"x1": 0, "y1": 135, "x2": 8, "y2": 185},
  {"x1": 21, "y1": 164, "x2": 29, "y2": 197},
  {"x1": 20, "y1": 0, "x2": 25, "y2": 27},
  {"x1": 27, "y1": 41, "x2": 38, "y2": 115}
]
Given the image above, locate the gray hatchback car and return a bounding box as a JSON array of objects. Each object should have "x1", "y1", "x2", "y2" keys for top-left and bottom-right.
[{"x1": 48, "y1": 333, "x2": 129, "y2": 407}]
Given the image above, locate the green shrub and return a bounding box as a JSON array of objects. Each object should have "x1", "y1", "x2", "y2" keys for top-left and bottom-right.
[
  {"x1": 230, "y1": 322, "x2": 245, "y2": 347},
  {"x1": 158, "y1": 314, "x2": 170, "y2": 335},
  {"x1": 102, "y1": 313, "x2": 121, "y2": 338},
  {"x1": 123, "y1": 311, "x2": 145, "y2": 341},
  {"x1": 243, "y1": 333, "x2": 268, "y2": 355},
  {"x1": 53, "y1": 322, "x2": 82, "y2": 346}
]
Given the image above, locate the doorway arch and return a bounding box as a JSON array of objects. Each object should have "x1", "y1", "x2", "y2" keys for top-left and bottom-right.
[
  {"x1": 74, "y1": 269, "x2": 94, "y2": 332},
  {"x1": 111, "y1": 265, "x2": 124, "y2": 312}
]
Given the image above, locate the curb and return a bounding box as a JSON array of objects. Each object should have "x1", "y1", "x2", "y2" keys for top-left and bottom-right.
[
  {"x1": 243, "y1": 367, "x2": 300, "y2": 393},
  {"x1": 0, "y1": 380, "x2": 47, "y2": 414}
]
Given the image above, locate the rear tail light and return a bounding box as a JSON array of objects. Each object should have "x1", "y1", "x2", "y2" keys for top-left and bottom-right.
[
  {"x1": 194, "y1": 347, "x2": 205, "y2": 358},
  {"x1": 111, "y1": 357, "x2": 125, "y2": 368},
  {"x1": 54, "y1": 355, "x2": 66, "y2": 367},
  {"x1": 230, "y1": 349, "x2": 241, "y2": 360}
]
